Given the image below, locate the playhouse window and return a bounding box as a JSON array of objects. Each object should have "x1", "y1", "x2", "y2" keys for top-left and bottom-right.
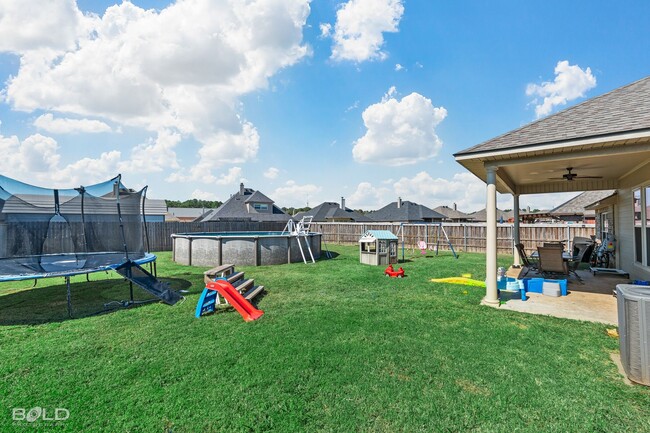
[
  {"x1": 362, "y1": 241, "x2": 376, "y2": 253},
  {"x1": 379, "y1": 241, "x2": 387, "y2": 254}
]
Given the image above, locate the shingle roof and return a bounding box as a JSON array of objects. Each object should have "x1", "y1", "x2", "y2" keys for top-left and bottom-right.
[
  {"x1": 167, "y1": 207, "x2": 207, "y2": 218},
  {"x1": 294, "y1": 202, "x2": 374, "y2": 222},
  {"x1": 144, "y1": 199, "x2": 168, "y2": 215},
  {"x1": 197, "y1": 184, "x2": 290, "y2": 223},
  {"x1": 549, "y1": 190, "x2": 616, "y2": 216},
  {"x1": 432, "y1": 205, "x2": 471, "y2": 221},
  {"x1": 466, "y1": 208, "x2": 513, "y2": 222},
  {"x1": 455, "y1": 76, "x2": 650, "y2": 156},
  {"x1": 244, "y1": 190, "x2": 273, "y2": 203},
  {"x1": 368, "y1": 200, "x2": 445, "y2": 222}
]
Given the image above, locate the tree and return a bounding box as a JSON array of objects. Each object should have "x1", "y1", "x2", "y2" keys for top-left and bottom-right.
[
  {"x1": 165, "y1": 199, "x2": 222, "y2": 208},
  {"x1": 281, "y1": 206, "x2": 311, "y2": 215}
]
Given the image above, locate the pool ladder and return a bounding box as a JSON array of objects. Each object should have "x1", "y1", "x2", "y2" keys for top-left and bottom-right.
[{"x1": 283, "y1": 216, "x2": 315, "y2": 264}]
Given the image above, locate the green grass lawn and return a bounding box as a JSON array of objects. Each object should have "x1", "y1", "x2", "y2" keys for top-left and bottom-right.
[{"x1": 1, "y1": 246, "x2": 649, "y2": 432}]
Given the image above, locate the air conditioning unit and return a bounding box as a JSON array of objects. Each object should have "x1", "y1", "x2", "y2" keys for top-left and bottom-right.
[{"x1": 617, "y1": 284, "x2": 650, "y2": 386}]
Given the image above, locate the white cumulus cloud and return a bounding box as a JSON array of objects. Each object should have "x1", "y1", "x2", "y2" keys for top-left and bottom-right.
[
  {"x1": 347, "y1": 181, "x2": 390, "y2": 210},
  {"x1": 526, "y1": 60, "x2": 597, "y2": 118},
  {"x1": 191, "y1": 189, "x2": 218, "y2": 201},
  {"x1": 0, "y1": 0, "x2": 87, "y2": 52},
  {"x1": 264, "y1": 167, "x2": 280, "y2": 179},
  {"x1": 352, "y1": 89, "x2": 447, "y2": 165},
  {"x1": 0, "y1": 130, "x2": 182, "y2": 187},
  {"x1": 34, "y1": 113, "x2": 112, "y2": 134},
  {"x1": 272, "y1": 180, "x2": 321, "y2": 208},
  {"x1": 319, "y1": 23, "x2": 332, "y2": 38},
  {"x1": 329, "y1": 0, "x2": 404, "y2": 62},
  {"x1": 1, "y1": 0, "x2": 311, "y2": 181},
  {"x1": 0, "y1": 133, "x2": 60, "y2": 176},
  {"x1": 119, "y1": 129, "x2": 181, "y2": 174},
  {"x1": 216, "y1": 167, "x2": 243, "y2": 186}
]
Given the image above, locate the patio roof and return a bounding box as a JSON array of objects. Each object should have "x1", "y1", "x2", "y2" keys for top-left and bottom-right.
[
  {"x1": 454, "y1": 75, "x2": 650, "y2": 307},
  {"x1": 454, "y1": 75, "x2": 650, "y2": 195}
]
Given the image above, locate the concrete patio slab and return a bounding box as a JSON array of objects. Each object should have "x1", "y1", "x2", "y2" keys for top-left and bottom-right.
[{"x1": 491, "y1": 269, "x2": 631, "y2": 325}]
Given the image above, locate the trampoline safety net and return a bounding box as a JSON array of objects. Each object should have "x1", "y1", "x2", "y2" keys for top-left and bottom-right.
[{"x1": 0, "y1": 174, "x2": 149, "y2": 279}]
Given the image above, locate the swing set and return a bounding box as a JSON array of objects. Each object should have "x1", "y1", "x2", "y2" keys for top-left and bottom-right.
[{"x1": 395, "y1": 223, "x2": 458, "y2": 262}]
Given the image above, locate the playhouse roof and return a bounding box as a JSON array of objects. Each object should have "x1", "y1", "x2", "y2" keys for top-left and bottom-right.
[{"x1": 359, "y1": 230, "x2": 398, "y2": 242}]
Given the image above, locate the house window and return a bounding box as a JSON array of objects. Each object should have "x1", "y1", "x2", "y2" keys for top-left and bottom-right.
[
  {"x1": 634, "y1": 188, "x2": 648, "y2": 265},
  {"x1": 253, "y1": 203, "x2": 268, "y2": 211},
  {"x1": 600, "y1": 212, "x2": 609, "y2": 242},
  {"x1": 379, "y1": 240, "x2": 387, "y2": 254}
]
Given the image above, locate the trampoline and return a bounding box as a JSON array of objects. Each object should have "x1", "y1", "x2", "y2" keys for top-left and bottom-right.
[{"x1": 0, "y1": 174, "x2": 181, "y2": 316}]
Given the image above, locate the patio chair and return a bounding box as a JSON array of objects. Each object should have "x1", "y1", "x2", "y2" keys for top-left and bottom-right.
[
  {"x1": 566, "y1": 242, "x2": 592, "y2": 283},
  {"x1": 515, "y1": 243, "x2": 538, "y2": 274},
  {"x1": 572, "y1": 238, "x2": 595, "y2": 264},
  {"x1": 537, "y1": 246, "x2": 569, "y2": 278}
]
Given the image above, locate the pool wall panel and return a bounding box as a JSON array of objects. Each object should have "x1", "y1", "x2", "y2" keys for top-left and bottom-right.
[{"x1": 172, "y1": 233, "x2": 321, "y2": 266}]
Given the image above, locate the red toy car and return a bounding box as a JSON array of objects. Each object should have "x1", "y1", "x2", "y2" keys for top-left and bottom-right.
[{"x1": 384, "y1": 264, "x2": 405, "y2": 278}]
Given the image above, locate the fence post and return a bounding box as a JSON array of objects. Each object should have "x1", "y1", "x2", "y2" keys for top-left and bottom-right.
[{"x1": 463, "y1": 224, "x2": 467, "y2": 252}]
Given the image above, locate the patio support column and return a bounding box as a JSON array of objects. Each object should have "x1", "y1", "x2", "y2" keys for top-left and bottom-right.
[
  {"x1": 513, "y1": 194, "x2": 521, "y2": 266},
  {"x1": 484, "y1": 167, "x2": 499, "y2": 305}
]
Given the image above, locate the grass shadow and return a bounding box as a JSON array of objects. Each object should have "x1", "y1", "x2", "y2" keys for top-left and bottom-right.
[
  {"x1": 317, "y1": 251, "x2": 340, "y2": 260},
  {"x1": 0, "y1": 277, "x2": 192, "y2": 326}
]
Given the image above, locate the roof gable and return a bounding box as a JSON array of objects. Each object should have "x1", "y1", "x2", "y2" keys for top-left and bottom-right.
[
  {"x1": 294, "y1": 202, "x2": 373, "y2": 222},
  {"x1": 199, "y1": 185, "x2": 289, "y2": 222},
  {"x1": 244, "y1": 190, "x2": 274, "y2": 204},
  {"x1": 369, "y1": 200, "x2": 445, "y2": 222}
]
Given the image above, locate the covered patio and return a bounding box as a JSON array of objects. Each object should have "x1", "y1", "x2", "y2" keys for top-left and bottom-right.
[
  {"x1": 454, "y1": 76, "x2": 650, "y2": 314},
  {"x1": 499, "y1": 270, "x2": 628, "y2": 325}
]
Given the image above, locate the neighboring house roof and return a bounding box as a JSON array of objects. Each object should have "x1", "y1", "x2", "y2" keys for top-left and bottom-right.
[
  {"x1": 294, "y1": 202, "x2": 374, "y2": 222},
  {"x1": 368, "y1": 200, "x2": 446, "y2": 222},
  {"x1": 1, "y1": 194, "x2": 165, "y2": 216},
  {"x1": 165, "y1": 207, "x2": 208, "y2": 222},
  {"x1": 359, "y1": 230, "x2": 398, "y2": 241},
  {"x1": 455, "y1": 76, "x2": 650, "y2": 156},
  {"x1": 432, "y1": 205, "x2": 471, "y2": 221},
  {"x1": 584, "y1": 191, "x2": 618, "y2": 211},
  {"x1": 167, "y1": 208, "x2": 207, "y2": 218},
  {"x1": 196, "y1": 184, "x2": 291, "y2": 223},
  {"x1": 244, "y1": 190, "x2": 274, "y2": 204},
  {"x1": 550, "y1": 190, "x2": 617, "y2": 217},
  {"x1": 467, "y1": 208, "x2": 513, "y2": 222}
]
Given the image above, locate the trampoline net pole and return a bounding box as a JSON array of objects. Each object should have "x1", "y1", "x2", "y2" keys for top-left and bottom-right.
[{"x1": 66, "y1": 276, "x2": 72, "y2": 318}]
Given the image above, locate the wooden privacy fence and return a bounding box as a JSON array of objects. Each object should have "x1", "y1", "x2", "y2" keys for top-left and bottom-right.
[
  {"x1": 3, "y1": 221, "x2": 594, "y2": 255},
  {"x1": 310, "y1": 222, "x2": 596, "y2": 255}
]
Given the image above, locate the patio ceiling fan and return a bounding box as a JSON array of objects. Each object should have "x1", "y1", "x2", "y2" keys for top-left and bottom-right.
[{"x1": 548, "y1": 167, "x2": 603, "y2": 182}]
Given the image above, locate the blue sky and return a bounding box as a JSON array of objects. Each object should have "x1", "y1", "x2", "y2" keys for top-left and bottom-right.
[{"x1": 1, "y1": 0, "x2": 649, "y2": 212}]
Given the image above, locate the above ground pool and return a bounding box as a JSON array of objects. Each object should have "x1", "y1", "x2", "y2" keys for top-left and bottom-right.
[{"x1": 171, "y1": 231, "x2": 322, "y2": 266}]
